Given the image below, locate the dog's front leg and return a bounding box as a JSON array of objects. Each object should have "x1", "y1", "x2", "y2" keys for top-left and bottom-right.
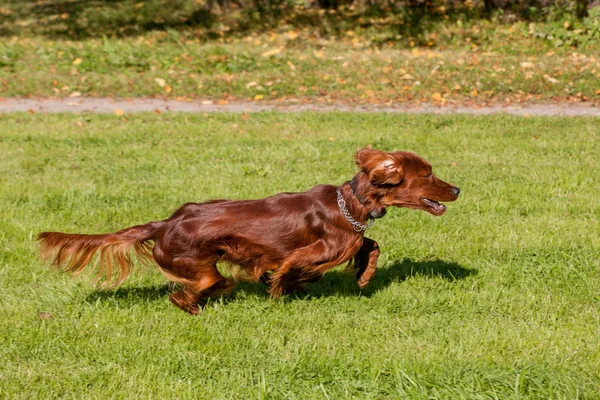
[{"x1": 354, "y1": 237, "x2": 380, "y2": 289}]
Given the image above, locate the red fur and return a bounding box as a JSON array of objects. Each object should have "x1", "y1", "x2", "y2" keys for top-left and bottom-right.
[{"x1": 38, "y1": 148, "x2": 460, "y2": 314}]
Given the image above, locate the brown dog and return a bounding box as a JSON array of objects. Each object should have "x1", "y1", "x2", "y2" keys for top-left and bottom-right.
[{"x1": 38, "y1": 148, "x2": 460, "y2": 314}]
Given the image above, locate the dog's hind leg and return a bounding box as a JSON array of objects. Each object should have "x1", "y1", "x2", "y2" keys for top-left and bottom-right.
[
  {"x1": 165, "y1": 259, "x2": 235, "y2": 314},
  {"x1": 153, "y1": 246, "x2": 235, "y2": 314}
]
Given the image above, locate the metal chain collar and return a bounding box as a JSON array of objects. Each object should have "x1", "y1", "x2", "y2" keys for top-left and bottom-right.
[{"x1": 336, "y1": 189, "x2": 375, "y2": 232}]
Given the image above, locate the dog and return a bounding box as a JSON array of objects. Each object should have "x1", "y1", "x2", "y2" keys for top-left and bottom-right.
[{"x1": 38, "y1": 148, "x2": 460, "y2": 314}]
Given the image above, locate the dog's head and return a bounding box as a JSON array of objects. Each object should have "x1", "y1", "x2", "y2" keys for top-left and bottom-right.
[{"x1": 355, "y1": 148, "x2": 460, "y2": 216}]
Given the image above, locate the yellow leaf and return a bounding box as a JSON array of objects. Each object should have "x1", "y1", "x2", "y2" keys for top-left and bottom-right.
[
  {"x1": 261, "y1": 48, "x2": 282, "y2": 58},
  {"x1": 165, "y1": 85, "x2": 172, "y2": 93},
  {"x1": 69, "y1": 91, "x2": 81, "y2": 97},
  {"x1": 287, "y1": 30, "x2": 298, "y2": 40},
  {"x1": 471, "y1": 90, "x2": 479, "y2": 97},
  {"x1": 72, "y1": 58, "x2": 82, "y2": 65},
  {"x1": 254, "y1": 94, "x2": 264, "y2": 100},
  {"x1": 596, "y1": 89, "x2": 600, "y2": 95},
  {"x1": 563, "y1": 21, "x2": 570, "y2": 29},
  {"x1": 287, "y1": 61, "x2": 296, "y2": 70},
  {"x1": 313, "y1": 50, "x2": 325, "y2": 59},
  {"x1": 155, "y1": 78, "x2": 166, "y2": 87},
  {"x1": 520, "y1": 62, "x2": 534, "y2": 69},
  {"x1": 544, "y1": 74, "x2": 559, "y2": 84},
  {"x1": 135, "y1": 2, "x2": 144, "y2": 7},
  {"x1": 431, "y1": 92, "x2": 443, "y2": 101},
  {"x1": 115, "y1": 109, "x2": 124, "y2": 116}
]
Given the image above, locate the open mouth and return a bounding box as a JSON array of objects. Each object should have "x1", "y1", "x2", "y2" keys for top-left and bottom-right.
[{"x1": 421, "y1": 198, "x2": 447, "y2": 215}]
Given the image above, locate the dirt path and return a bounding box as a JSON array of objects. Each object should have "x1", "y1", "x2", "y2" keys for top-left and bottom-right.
[{"x1": 2, "y1": 97, "x2": 600, "y2": 116}]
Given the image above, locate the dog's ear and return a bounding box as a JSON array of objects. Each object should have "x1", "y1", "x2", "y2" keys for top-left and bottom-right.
[{"x1": 355, "y1": 148, "x2": 403, "y2": 185}]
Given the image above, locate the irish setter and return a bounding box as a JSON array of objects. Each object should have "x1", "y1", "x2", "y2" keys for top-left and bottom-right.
[{"x1": 38, "y1": 148, "x2": 460, "y2": 314}]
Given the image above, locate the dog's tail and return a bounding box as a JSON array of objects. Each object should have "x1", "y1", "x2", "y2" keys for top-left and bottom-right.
[{"x1": 37, "y1": 221, "x2": 163, "y2": 287}]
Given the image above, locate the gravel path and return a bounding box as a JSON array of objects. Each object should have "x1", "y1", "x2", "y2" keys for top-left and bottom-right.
[{"x1": 2, "y1": 97, "x2": 600, "y2": 116}]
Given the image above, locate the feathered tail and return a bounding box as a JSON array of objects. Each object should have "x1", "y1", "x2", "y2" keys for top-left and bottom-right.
[{"x1": 38, "y1": 221, "x2": 163, "y2": 287}]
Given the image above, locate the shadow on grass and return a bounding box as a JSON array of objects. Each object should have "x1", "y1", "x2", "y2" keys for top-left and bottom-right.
[
  {"x1": 85, "y1": 258, "x2": 477, "y2": 307},
  {"x1": 297, "y1": 258, "x2": 477, "y2": 299},
  {"x1": 0, "y1": 0, "x2": 443, "y2": 42}
]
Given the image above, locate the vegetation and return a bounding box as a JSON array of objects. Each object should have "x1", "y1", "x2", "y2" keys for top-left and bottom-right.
[
  {"x1": 1, "y1": 1, "x2": 599, "y2": 104},
  {"x1": 1, "y1": 112, "x2": 599, "y2": 398}
]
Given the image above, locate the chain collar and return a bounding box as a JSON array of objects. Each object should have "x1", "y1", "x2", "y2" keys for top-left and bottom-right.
[{"x1": 336, "y1": 189, "x2": 375, "y2": 232}]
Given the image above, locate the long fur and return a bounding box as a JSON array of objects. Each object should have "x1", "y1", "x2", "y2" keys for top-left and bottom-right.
[{"x1": 38, "y1": 222, "x2": 160, "y2": 287}]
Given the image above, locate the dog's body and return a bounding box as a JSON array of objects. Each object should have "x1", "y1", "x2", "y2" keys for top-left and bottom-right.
[{"x1": 38, "y1": 148, "x2": 460, "y2": 314}]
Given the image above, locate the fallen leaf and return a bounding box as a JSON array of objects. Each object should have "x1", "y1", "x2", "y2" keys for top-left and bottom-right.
[
  {"x1": 69, "y1": 91, "x2": 81, "y2": 97},
  {"x1": 77, "y1": 120, "x2": 83, "y2": 128},
  {"x1": 254, "y1": 94, "x2": 264, "y2": 100},
  {"x1": 115, "y1": 109, "x2": 124, "y2": 116},
  {"x1": 471, "y1": 90, "x2": 479, "y2": 97},
  {"x1": 287, "y1": 61, "x2": 296, "y2": 70},
  {"x1": 165, "y1": 85, "x2": 172, "y2": 93},
  {"x1": 328, "y1": 137, "x2": 335, "y2": 141},
  {"x1": 287, "y1": 30, "x2": 298, "y2": 40},
  {"x1": 201, "y1": 100, "x2": 214, "y2": 105},
  {"x1": 313, "y1": 50, "x2": 325, "y2": 59},
  {"x1": 72, "y1": 58, "x2": 82, "y2": 65},
  {"x1": 595, "y1": 89, "x2": 600, "y2": 95},
  {"x1": 37, "y1": 312, "x2": 53, "y2": 319},
  {"x1": 544, "y1": 74, "x2": 559, "y2": 84},
  {"x1": 520, "y1": 62, "x2": 535, "y2": 69},
  {"x1": 155, "y1": 78, "x2": 166, "y2": 87},
  {"x1": 153, "y1": 109, "x2": 162, "y2": 114},
  {"x1": 241, "y1": 113, "x2": 249, "y2": 120},
  {"x1": 261, "y1": 48, "x2": 282, "y2": 58},
  {"x1": 431, "y1": 92, "x2": 443, "y2": 101}
]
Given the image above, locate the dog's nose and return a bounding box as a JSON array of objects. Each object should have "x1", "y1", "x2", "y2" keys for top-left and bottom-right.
[{"x1": 452, "y1": 187, "x2": 461, "y2": 197}]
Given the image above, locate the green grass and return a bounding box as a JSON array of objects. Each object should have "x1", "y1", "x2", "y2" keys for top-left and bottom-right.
[{"x1": 1, "y1": 112, "x2": 600, "y2": 398}]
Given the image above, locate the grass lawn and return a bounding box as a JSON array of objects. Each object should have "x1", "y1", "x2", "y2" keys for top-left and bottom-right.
[{"x1": 0, "y1": 112, "x2": 599, "y2": 398}]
